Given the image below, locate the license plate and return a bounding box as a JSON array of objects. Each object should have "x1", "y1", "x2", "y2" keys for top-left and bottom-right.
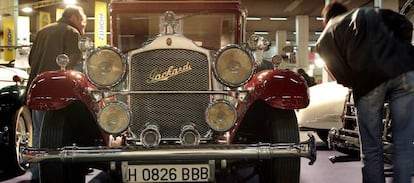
[{"x1": 123, "y1": 164, "x2": 212, "y2": 182}]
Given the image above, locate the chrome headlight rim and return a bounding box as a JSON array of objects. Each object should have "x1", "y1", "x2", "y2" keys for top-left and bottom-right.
[
  {"x1": 212, "y1": 44, "x2": 256, "y2": 88},
  {"x1": 205, "y1": 100, "x2": 237, "y2": 132},
  {"x1": 97, "y1": 101, "x2": 131, "y2": 134},
  {"x1": 85, "y1": 46, "x2": 127, "y2": 88}
]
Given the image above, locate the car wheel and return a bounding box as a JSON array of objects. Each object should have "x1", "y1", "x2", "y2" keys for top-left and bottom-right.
[
  {"x1": 0, "y1": 106, "x2": 32, "y2": 178},
  {"x1": 316, "y1": 129, "x2": 329, "y2": 144},
  {"x1": 232, "y1": 101, "x2": 301, "y2": 183},
  {"x1": 39, "y1": 106, "x2": 87, "y2": 183},
  {"x1": 260, "y1": 108, "x2": 300, "y2": 183}
]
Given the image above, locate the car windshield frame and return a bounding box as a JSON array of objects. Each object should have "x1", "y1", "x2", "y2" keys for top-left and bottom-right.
[{"x1": 109, "y1": 0, "x2": 244, "y2": 51}]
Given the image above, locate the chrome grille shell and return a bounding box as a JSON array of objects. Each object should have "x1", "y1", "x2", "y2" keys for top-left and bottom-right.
[{"x1": 126, "y1": 35, "x2": 214, "y2": 140}]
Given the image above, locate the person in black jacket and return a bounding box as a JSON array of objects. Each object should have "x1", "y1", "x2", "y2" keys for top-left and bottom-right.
[{"x1": 316, "y1": 2, "x2": 414, "y2": 183}]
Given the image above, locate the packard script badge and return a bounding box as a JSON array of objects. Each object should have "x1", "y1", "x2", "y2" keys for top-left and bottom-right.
[{"x1": 146, "y1": 62, "x2": 192, "y2": 83}]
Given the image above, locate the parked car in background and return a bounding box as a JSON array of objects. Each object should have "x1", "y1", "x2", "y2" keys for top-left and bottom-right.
[
  {"x1": 24, "y1": 1, "x2": 315, "y2": 183},
  {"x1": 296, "y1": 81, "x2": 349, "y2": 144},
  {"x1": 0, "y1": 61, "x2": 32, "y2": 180}
]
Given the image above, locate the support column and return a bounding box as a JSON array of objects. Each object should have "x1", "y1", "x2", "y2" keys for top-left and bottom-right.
[
  {"x1": 374, "y1": 0, "x2": 399, "y2": 11},
  {"x1": 275, "y1": 30, "x2": 287, "y2": 55},
  {"x1": 295, "y1": 15, "x2": 309, "y2": 70}
]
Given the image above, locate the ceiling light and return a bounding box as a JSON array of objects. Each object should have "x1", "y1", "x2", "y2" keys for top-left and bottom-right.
[
  {"x1": 316, "y1": 17, "x2": 323, "y2": 21},
  {"x1": 246, "y1": 17, "x2": 261, "y2": 21},
  {"x1": 314, "y1": 31, "x2": 322, "y2": 35},
  {"x1": 269, "y1": 17, "x2": 288, "y2": 21},
  {"x1": 64, "y1": 0, "x2": 77, "y2": 5},
  {"x1": 21, "y1": 7, "x2": 33, "y2": 13},
  {"x1": 254, "y1": 31, "x2": 269, "y2": 35}
]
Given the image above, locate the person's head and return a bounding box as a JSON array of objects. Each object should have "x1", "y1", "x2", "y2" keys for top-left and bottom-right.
[
  {"x1": 60, "y1": 5, "x2": 87, "y2": 35},
  {"x1": 322, "y1": 2, "x2": 348, "y2": 26}
]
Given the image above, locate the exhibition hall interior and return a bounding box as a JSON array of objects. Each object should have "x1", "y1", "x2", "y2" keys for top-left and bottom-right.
[{"x1": 0, "y1": 0, "x2": 413, "y2": 182}]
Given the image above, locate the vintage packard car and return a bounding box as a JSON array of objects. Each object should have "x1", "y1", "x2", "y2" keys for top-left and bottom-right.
[
  {"x1": 24, "y1": 1, "x2": 315, "y2": 182},
  {"x1": 0, "y1": 62, "x2": 32, "y2": 179}
]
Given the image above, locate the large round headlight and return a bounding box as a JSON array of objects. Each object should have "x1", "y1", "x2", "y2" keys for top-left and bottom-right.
[
  {"x1": 213, "y1": 44, "x2": 255, "y2": 87},
  {"x1": 97, "y1": 102, "x2": 130, "y2": 134},
  {"x1": 85, "y1": 47, "x2": 126, "y2": 88},
  {"x1": 205, "y1": 100, "x2": 237, "y2": 132}
]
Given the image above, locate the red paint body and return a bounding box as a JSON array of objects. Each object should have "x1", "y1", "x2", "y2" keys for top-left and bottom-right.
[{"x1": 27, "y1": 68, "x2": 309, "y2": 145}]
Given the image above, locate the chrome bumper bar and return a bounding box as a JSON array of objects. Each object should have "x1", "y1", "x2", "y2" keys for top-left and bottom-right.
[{"x1": 24, "y1": 134, "x2": 316, "y2": 165}]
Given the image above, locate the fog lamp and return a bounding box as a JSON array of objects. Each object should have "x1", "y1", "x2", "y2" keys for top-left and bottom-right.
[
  {"x1": 85, "y1": 47, "x2": 126, "y2": 88},
  {"x1": 213, "y1": 44, "x2": 255, "y2": 87},
  {"x1": 97, "y1": 102, "x2": 130, "y2": 134},
  {"x1": 140, "y1": 123, "x2": 161, "y2": 147},
  {"x1": 179, "y1": 123, "x2": 200, "y2": 146},
  {"x1": 205, "y1": 100, "x2": 237, "y2": 132}
]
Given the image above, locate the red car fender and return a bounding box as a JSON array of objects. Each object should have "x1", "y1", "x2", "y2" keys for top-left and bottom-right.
[
  {"x1": 226, "y1": 69, "x2": 310, "y2": 143},
  {"x1": 26, "y1": 70, "x2": 98, "y2": 112},
  {"x1": 244, "y1": 69, "x2": 309, "y2": 110}
]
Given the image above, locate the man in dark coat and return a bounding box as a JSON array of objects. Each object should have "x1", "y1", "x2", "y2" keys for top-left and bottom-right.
[
  {"x1": 27, "y1": 5, "x2": 86, "y2": 182},
  {"x1": 316, "y1": 2, "x2": 414, "y2": 183}
]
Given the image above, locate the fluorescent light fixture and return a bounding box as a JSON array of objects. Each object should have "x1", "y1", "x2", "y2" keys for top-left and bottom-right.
[
  {"x1": 269, "y1": 17, "x2": 288, "y2": 21},
  {"x1": 64, "y1": 0, "x2": 77, "y2": 5},
  {"x1": 246, "y1": 17, "x2": 262, "y2": 21},
  {"x1": 315, "y1": 31, "x2": 322, "y2": 35},
  {"x1": 316, "y1": 17, "x2": 323, "y2": 21},
  {"x1": 254, "y1": 31, "x2": 269, "y2": 35},
  {"x1": 21, "y1": 7, "x2": 33, "y2": 13}
]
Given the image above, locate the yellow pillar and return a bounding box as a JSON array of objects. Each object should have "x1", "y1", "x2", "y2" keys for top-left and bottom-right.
[
  {"x1": 94, "y1": 1, "x2": 108, "y2": 47},
  {"x1": 1, "y1": 0, "x2": 17, "y2": 62}
]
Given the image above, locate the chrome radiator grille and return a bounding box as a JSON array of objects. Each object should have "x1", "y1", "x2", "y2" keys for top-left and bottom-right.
[{"x1": 128, "y1": 49, "x2": 211, "y2": 138}]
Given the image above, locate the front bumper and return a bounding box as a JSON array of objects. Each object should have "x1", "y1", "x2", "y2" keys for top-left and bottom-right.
[{"x1": 23, "y1": 134, "x2": 316, "y2": 165}]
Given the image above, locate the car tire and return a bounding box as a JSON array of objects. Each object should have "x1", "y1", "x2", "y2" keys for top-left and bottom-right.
[
  {"x1": 39, "y1": 103, "x2": 94, "y2": 183},
  {"x1": 0, "y1": 106, "x2": 32, "y2": 178},
  {"x1": 316, "y1": 129, "x2": 329, "y2": 145},
  {"x1": 232, "y1": 101, "x2": 301, "y2": 183},
  {"x1": 260, "y1": 108, "x2": 300, "y2": 183}
]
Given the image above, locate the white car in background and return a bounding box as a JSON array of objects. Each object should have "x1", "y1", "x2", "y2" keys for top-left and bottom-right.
[
  {"x1": 296, "y1": 81, "x2": 349, "y2": 143},
  {"x1": 0, "y1": 66, "x2": 29, "y2": 88}
]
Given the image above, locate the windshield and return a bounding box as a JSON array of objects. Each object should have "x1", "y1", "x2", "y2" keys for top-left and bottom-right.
[{"x1": 115, "y1": 12, "x2": 236, "y2": 51}]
